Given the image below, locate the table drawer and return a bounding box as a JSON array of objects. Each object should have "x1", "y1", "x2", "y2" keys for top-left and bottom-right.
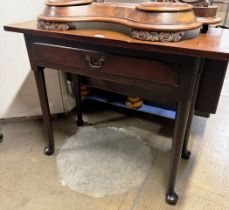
[{"x1": 32, "y1": 43, "x2": 179, "y2": 86}]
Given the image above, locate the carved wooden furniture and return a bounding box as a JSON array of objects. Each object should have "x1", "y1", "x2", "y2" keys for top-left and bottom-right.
[
  {"x1": 154, "y1": 0, "x2": 221, "y2": 26},
  {"x1": 38, "y1": 1, "x2": 221, "y2": 41},
  {"x1": 4, "y1": 21, "x2": 229, "y2": 205},
  {"x1": 157, "y1": 0, "x2": 209, "y2": 7},
  {"x1": 46, "y1": 0, "x2": 93, "y2": 6},
  {"x1": 38, "y1": 2, "x2": 204, "y2": 42},
  {"x1": 194, "y1": 5, "x2": 222, "y2": 27}
]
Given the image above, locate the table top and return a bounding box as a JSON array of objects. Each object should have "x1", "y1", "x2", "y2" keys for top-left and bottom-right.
[{"x1": 4, "y1": 20, "x2": 229, "y2": 60}]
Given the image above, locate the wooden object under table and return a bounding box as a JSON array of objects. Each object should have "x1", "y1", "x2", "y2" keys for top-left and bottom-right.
[{"x1": 4, "y1": 21, "x2": 229, "y2": 205}]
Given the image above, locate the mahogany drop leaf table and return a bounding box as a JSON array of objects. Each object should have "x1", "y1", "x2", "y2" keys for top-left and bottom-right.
[{"x1": 4, "y1": 21, "x2": 229, "y2": 205}]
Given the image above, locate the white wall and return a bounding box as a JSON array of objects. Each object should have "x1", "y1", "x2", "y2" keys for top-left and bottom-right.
[
  {"x1": 0, "y1": 0, "x2": 65, "y2": 119},
  {"x1": 0, "y1": 0, "x2": 150, "y2": 119}
]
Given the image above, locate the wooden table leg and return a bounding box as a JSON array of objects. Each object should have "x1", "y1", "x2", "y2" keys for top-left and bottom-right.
[
  {"x1": 181, "y1": 113, "x2": 193, "y2": 159},
  {"x1": 182, "y1": 58, "x2": 205, "y2": 160},
  {"x1": 166, "y1": 101, "x2": 191, "y2": 205},
  {"x1": 0, "y1": 132, "x2": 3, "y2": 143},
  {"x1": 166, "y1": 58, "x2": 205, "y2": 204},
  {"x1": 33, "y1": 67, "x2": 54, "y2": 155},
  {"x1": 73, "y1": 74, "x2": 84, "y2": 126}
]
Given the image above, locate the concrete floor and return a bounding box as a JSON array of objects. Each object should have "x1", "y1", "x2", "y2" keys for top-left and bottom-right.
[{"x1": 1, "y1": 72, "x2": 229, "y2": 210}]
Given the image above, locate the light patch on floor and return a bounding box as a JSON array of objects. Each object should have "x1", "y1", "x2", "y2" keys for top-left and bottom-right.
[{"x1": 56, "y1": 126, "x2": 153, "y2": 197}]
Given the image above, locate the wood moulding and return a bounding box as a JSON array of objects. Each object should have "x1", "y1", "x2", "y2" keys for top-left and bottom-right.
[
  {"x1": 158, "y1": 0, "x2": 210, "y2": 7},
  {"x1": 155, "y1": 0, "x2": 221, "y2": 24},
  {"x1": 131, "y1": 30, "x2": 185, "y2": 42},
  {"x1": 45, "y1": 0, "x2": 92, "y2": 6},
  {"x1": 37, "y1": 21, "x2": 71, "y2": 31},
  {"x1": 38, "y1": 2, "x2": 203, "y2": 42},
  {"x1": 194, "y1": 6, "x2": 221, "y2": 25},
  {"x1": 37, "y1": 21, "x2": 186, "y2": 42},
  {"x1": 46, "y1": 0, "x2": 209, "y2": 7}
]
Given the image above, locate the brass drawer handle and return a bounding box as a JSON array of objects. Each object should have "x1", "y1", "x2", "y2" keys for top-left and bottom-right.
[{"x1": 85, "y1": 55, "x2": 105, "y2": 69}]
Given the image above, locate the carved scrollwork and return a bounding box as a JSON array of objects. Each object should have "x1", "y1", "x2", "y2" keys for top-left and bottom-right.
[
  {"x1": 131, "y1": 30, "x2": 185, "y2": 42},
  {"x1": 37, "y1": 20, "x2": 71, "y2": 31}
]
